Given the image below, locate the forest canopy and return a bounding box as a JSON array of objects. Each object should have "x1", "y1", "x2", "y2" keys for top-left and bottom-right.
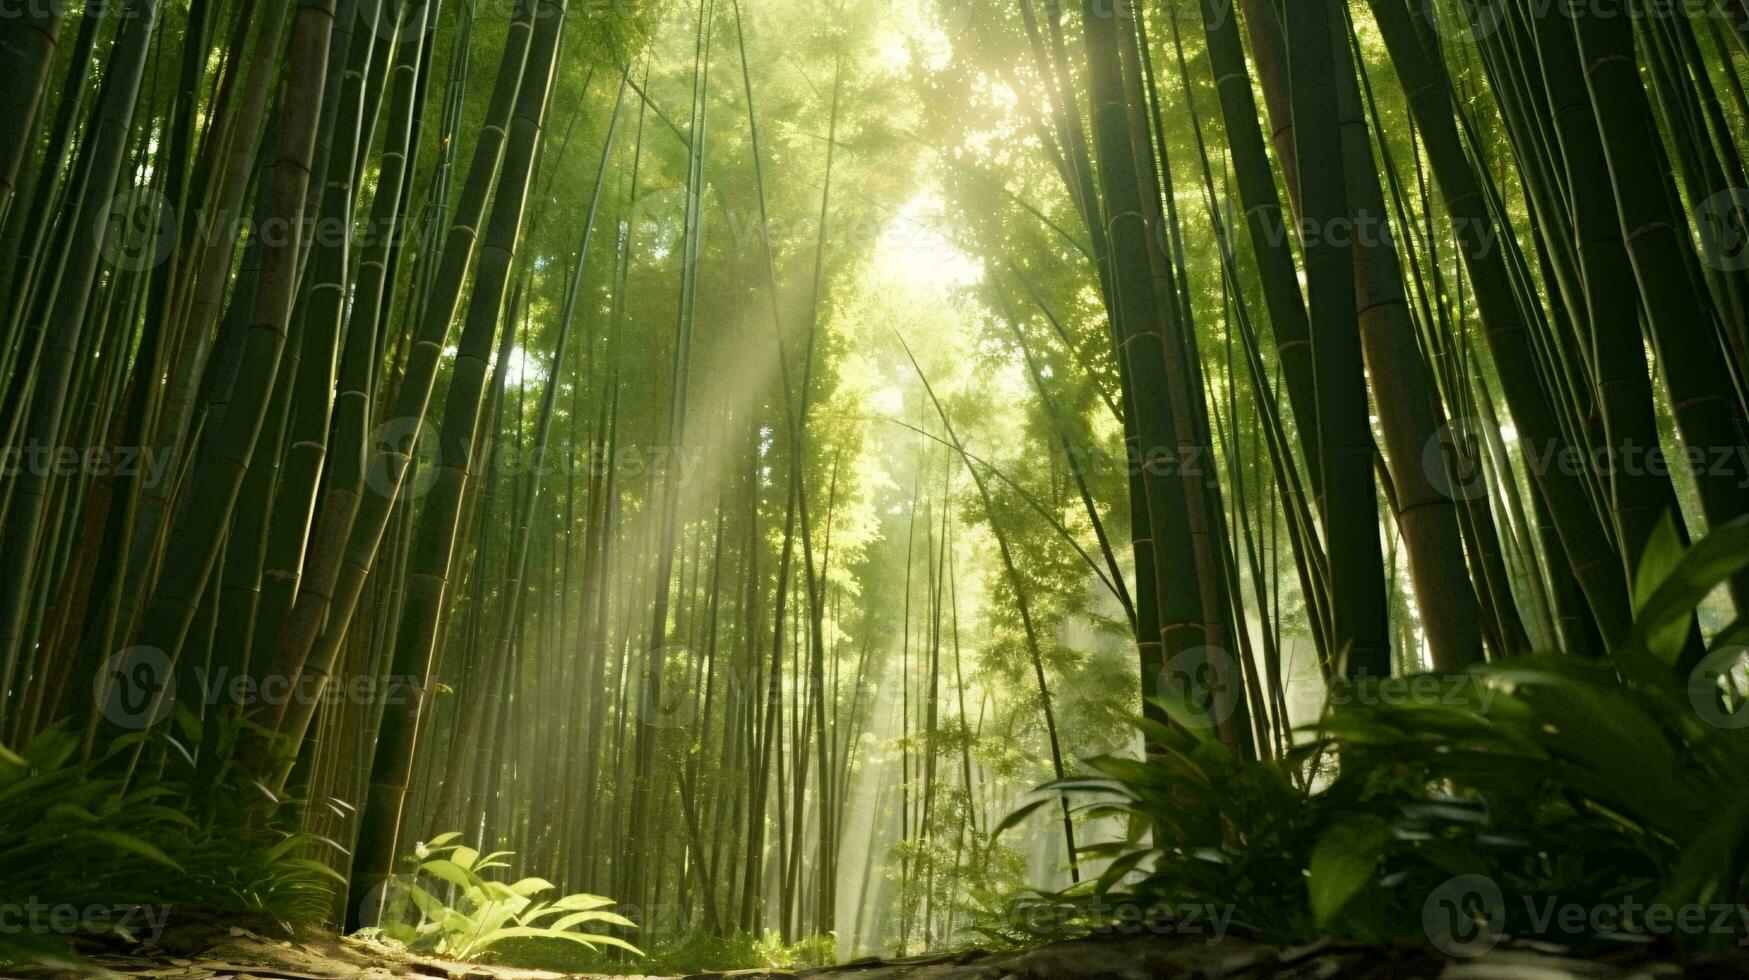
[{"x1": 1, "y1": 0, "x2": 1748, "y2": 973}]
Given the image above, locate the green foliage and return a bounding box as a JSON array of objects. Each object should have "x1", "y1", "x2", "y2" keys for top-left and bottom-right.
[
  {"x1": 991, "y1": 703, "x2": 1321, "y2": 944},
  {"x1": 0, "y1": 717, "x2": 341, "y2": 969},
  {"x1": 357, "y1": 832, "x2": 641, "y2": 964},
  {"x1": 1001, "y1": 518, "x2": 1749, "y2": 953}
]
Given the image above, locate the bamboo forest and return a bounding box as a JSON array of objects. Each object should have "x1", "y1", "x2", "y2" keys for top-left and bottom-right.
[{"x1": 3, "y1": 0, "x2": 1749, "y2": 975}]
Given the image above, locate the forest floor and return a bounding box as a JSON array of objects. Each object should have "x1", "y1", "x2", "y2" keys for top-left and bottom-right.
[{"x1": 13, "y1": 911, "x2": 1749, "y2": 979}]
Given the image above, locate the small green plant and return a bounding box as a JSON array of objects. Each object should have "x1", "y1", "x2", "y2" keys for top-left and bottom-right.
[
  {"x1": 359, "y1": 832, "x2": 641, "y2": 963},
  {"x1": 991, "y1": 699, "x2": 1322, "y2": 944},
  {"x1": 0, "y1": 715, "x2": 342, "y2": 970},
  {"x1": 1001, "y1": 516, "x2": 1749, "y2": 954}
]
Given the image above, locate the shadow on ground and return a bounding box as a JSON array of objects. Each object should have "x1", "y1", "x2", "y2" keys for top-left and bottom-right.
[{"x1": 14, "y1": 911, "x2": 1749, "y2": 979}]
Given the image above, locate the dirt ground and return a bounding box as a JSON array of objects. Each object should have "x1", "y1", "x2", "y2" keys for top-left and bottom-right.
[{"x1": 11, "y1": 912, "x2": 1749, "y2": 979}]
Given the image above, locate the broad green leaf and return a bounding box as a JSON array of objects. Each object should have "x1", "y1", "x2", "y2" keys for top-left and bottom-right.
[
  {"x1": 1307, "y1": 816, "x2": 1392, "y2": 927},
  {"x1": 423, "y1": 831, "x2": 464, "y2": 851},
  {"x1": 46, "y1": 802, "x2": 102, "y2": 824},
  {"x1": 992, "y1": 798, "x2": 1051, "y2": 836},
  {"x1": 89, "y1": 831, "x2": 185, "y2": 872},
  {"x1": 280, "y1": 858, "x2": 348, "y2": 885},
  {"x1": 510, "y1": 876, "x2": 555, "y2": 897},
  {"x1": 476, "y1": 926, "x2": 641, "y2": 955},
  {"x1": 0, "y1": 743, "x2": 28, "y2": 784},
  {"x1": 1092, "y1": 849, "x2": 1149, "y2": 894},
  {"x1": 420, "y1": 858, "x2": 479, "y2": 891},
  {"x1": 552, "y1": 909, "x2": 638, "y2": 930},
  {"x1": 405, "y1": 883, "x2": 446, "y2": 920},
  {"x1": 549, "y1": 893, "x2": 617, "y2": 912},
  {"x1": 1655, "y1": 792, "x2": 1749, "y2": 909},
  {"x1": 1633, "y1": 512, "x2": 1686, "y2": 614},
  {"x1": 1629, "y1": 516, "x2": 1749, "y2": 665},
  {"x1": 22, "y1": 726, "x2": 78, "y2": 772}
]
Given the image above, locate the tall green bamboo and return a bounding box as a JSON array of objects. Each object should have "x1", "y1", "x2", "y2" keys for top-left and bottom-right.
[
  {"x1": 0, "y1": 3, "x2": 61, "y2": 217},
  {"x1": 347, "y1": 0, "x2": 563, "y2": 924},
  {"x1": 1368, "y1": 0, "x2": 1631, "y2": 645},
  {"x1": 625, "y1": 0, "x2": 712, "y2": 910},
  {"x1": 247, "y1": 0, "x2": 387, "y2": 666},
  {"x1": 260, "y1": 0, "x2": 535, "y2": 758},
  {"x1": 1568, "y1": 0, "x2": 1749, "y2": 605},
  {"x1": 127, "y1": 0, "x2": 339, "y2": 671},
  {"x1": 1285, "y1": 0, "x2": 1391, "y2": 675},
  {"x1": 898, "y1": 337, "x2": 1079, "y2": 884},
  {"x1": 253, "y1": 0, "x2": 432, "y2": 664},
  {"x1": 1077, "y1": 0, "x2": 1209, "y2": 722},
  {"x1": 0, "y1": 0, "x2": 162, "y2": 726}
]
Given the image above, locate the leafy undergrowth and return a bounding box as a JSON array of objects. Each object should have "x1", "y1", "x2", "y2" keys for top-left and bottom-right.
[
  {"x1": 355, "y1": 833, "x2": 642, "y2": 967},
  {"x1": 997, "y1": 516, "x2": 1749, "y2": 958},
  {"x1": 0, "y1": 715, "x2": 342, "y2": 971},
  {"x1": 356, "y1": 835, "x2": 839, "y2": 974}
]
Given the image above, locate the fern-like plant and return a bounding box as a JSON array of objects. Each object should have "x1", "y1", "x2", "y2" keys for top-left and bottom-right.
[
  {"x1": 0, "y1": 717, "x2": 343, "y2": 969},
  {"x1": 359, "y1": 832, "x2": 641, "y2": 963},
  {"x1": 1001, "y1": 515, "x2": 1749, "y2": 954}
]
